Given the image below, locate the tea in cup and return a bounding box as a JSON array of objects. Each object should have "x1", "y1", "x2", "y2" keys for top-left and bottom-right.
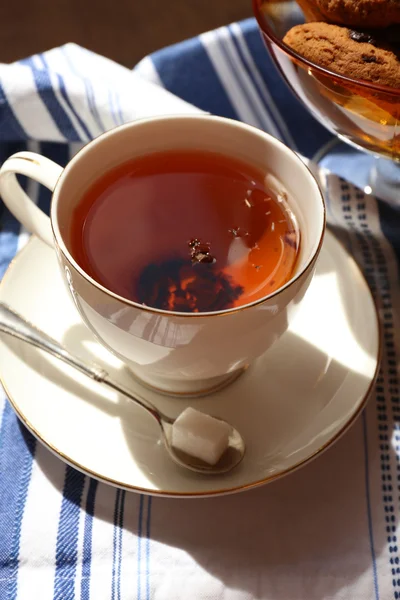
[{"x1": 0, "y1": 115, "x2": 325, "y2": 396}]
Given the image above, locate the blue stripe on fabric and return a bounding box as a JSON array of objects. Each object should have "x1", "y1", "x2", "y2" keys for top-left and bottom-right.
[
  {"x1": 53, "y1": 466, "x2": 86, "y2": 600},
  {"x1": 227, "y1": 24, "x2": 293, "y2": 147},
  {"x1": 38, "y1": 54, "x2": 47, "y2": 70},
  {"x1": 0, "y1": 82, "x2": 27, "y2": 141},
  {"x1": 108, "y1": 90, "x2": 120, "y2": 128},
  {"x1": 146, "y1": 497, "x2": 152, "y2": 600},
  {"x1": 111, "y1": 489, "x2": 121, "y2": 600},
  {"x1": 39, "y1": 54, "x2": 93, "y2": 140},
  {"x1": 86, "y1": 89, "x2": 106, "y2": 132},
  {"x1": 114, "y1": 91, "x2": 124, "y2": 126},
  {"x1": 55, "y1": 73, "x2": 94, "y2": 140},
  {"x1": 24, "y1": 57, "x2": 81, "y2": 142},
  {"x1": 0, "y1": 142, "x2": 28, "y2": 278},
  {"x1": 37, "y1": 142, "x2": 71, "y2": 215},
  {"x1": 0, "y1": 209, "x2": 20, "y2": 279},
  {"x1": 212, "y1": 31, "x2": 272, "y2": 129},
  {"x1": 83, "y1": 80, "x2": 106, "y2": 133},
  {"x1": 376, "y1": 199, "x2": 400, "y2": 274},
  {"x1": 239, "y1": 19, "x2": 332, "y2": 158},
  {"x1": 117, "y1": 491, "x2": 126, "y2": 600},
  {"x1": 0, "y1": 404, "x2": 36, "y2": 599},
  {"x1": 61, "y1": 47, "x2": 106, "y2": 134},
  {"x1": 137, "y1": 495, "x2": 144, "y2": 600},
  {"x1": 80, "y1": 478, "x2": 98, "y2": 600},
  {"x1": 150, "y1": 39, "x2": 238, "y2": 120},
  {"x1": 82, "y1": 47, "x2": 112, "y2": 132},
  {"x1": 111, "y1": 488, "x2": 126, "y2": 600},
  {"x1": 362, "y1": 411, "x2": 380, "y2": 600},
  {"x1": 338, "y1": 181, "x2": 400, "y2": 597}
]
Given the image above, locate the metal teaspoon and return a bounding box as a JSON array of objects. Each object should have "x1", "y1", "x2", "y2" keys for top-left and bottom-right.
[{"x1": 0, "y1": 303, "x2": 245, "y2": 475}]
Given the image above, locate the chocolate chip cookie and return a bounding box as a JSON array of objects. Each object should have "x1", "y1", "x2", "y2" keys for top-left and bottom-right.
[
  {"x1": 313, "y1": 0, "x2": 400, "y2": 28},
  {"x1": 283, "y1": 22, "x2": 400, "y2": 88}
]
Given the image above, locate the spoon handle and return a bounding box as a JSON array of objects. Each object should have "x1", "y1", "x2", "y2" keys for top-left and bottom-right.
[
  {"x1": 0, "y1": 302, "x2": 107, "y2": 380},
  {"x1": 0, "y1": 303, "x2": 166, "y2": 424}
]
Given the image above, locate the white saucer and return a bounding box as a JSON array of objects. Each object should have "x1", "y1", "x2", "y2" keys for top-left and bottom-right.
[{"x1": 0, "y1": 230, "x2": 380, "y2": 497}]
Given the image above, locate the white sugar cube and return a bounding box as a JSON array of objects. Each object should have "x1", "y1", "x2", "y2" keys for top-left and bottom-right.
[{"x1": 171, "y1": 407, "x2": 231, "y2": 465}]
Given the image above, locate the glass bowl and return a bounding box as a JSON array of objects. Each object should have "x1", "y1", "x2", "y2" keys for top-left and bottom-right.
[{"x1": 253, "y1": 0, "x2": 400, "y2": 204}]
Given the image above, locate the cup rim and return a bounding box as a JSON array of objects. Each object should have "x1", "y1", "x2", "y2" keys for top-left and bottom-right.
[
  {"x1": 252, "y1": 0, "x2": 400, "y2": 97},
  {"x1": 51, "y1": 114, "x2": 326, "y2": 318}
]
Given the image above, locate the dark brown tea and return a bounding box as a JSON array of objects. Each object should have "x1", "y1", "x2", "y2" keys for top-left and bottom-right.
[{"x1": 71, "y1": 150, "x2": 300, "y2": 312}]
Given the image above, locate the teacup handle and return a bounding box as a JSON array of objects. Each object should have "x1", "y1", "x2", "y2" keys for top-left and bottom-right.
[{"x1": 0, "y1": 151, "x2": 63, "y2": 247}]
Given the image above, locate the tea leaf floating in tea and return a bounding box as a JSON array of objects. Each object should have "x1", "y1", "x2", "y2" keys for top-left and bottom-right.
[{"x1": 188, "y1": 237, "x2": 216, "y2": 265}]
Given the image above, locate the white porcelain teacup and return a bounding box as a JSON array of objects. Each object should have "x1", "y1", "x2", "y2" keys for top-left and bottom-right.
[{"x1": 0, "y1": 115, "x2": 325, "y2": 396}]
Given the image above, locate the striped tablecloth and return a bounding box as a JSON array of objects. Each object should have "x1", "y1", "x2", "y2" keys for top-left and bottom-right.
[{"x1": 1, "y1": 17, "x2": 399, "y2": 600}]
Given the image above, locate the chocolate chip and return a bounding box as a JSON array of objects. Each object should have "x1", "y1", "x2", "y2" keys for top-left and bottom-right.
[
  {"x1": 362, "y1": 54, "x2": 378, "y2": 63},
  {"x1": 350, "y1": 30, "x2": 377, "y2": 45}
]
